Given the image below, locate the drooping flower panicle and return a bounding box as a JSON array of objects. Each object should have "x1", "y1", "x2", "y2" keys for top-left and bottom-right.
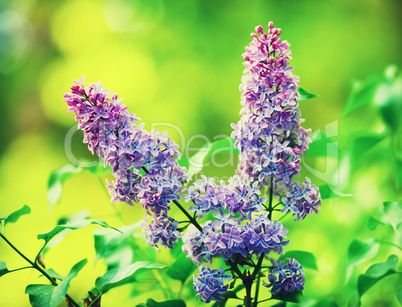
[{"x1": 64, "y1": 77, "x2": 187, "y2": 250}]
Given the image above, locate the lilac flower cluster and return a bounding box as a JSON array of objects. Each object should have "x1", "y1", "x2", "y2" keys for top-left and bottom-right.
[
  {"x1": 264, "y1": 258, "x2": 304, "y2": 294},
  {"x1": 182, "y1": 175, "x2": 290, "y2": 301},
  {"x1": 193, "y1": 265, "x2": 232, "y2": 303},
  {"x1": 64, "y1": 77, "x2": 187, "y2": 250},
  {"x1": 283, "y1": 179, "x2": 321, "y2": 220},
  {"x1": 231, "y1": 21, "x2": 321, "y2": 220},
  {"x1": 182, "y1": 176, "x2": 289, "y2": 263}
]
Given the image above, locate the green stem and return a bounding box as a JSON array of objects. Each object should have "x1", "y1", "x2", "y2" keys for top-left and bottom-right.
[
  {"x1": 245, "y1": 281, "x2": 253, "y2": 307},
  {"x1": 268, "y1": 177, "x2": 274, "y2": 220},
  {"x1": 35, "y1": 243, "x2": 46, "y2": 265},
  {"x1": 173, "y1": 199, "x2": 202, "y2": 232},
  {"x1": 8, "y1": 266, "x2": 34, "y2": 273},
  {"x1": 253, "y1": 275, "x2": 261, "y2": 307},
  {"x1": 0, "y1": 233, "x2": 80, "y2": 307},
  {"x1": 226, "y1": 258, "x2": 243, "y2": 279},
  {"x1": 252, "y1": 253, "x2": 265, "y2": 278}
]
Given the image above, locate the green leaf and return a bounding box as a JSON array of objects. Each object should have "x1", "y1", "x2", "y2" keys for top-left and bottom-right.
[
  {"x1": 95, "y1": 261, "x2": 165, "y2": 294},
  {"x1": 271, "y1": 302, "x2": 287, "y2": 307},
  {"x1": 42, "y1": 210, "x2": 90, "y2": 255},
  {"x1": 0, "y1": 205, "x2": 31, "y2": 227},
  {"x1": 397, "y1": 223, "x2": 402, "y2": 247},
  {"x1": 319, "y1": 185, "x2": 352, "y2": 199},
  {"x1": 186, "y1": 137, "x2": 239, "y2": 178},
  {"x1": 297, "y1": 87, "x2": 318, "y2": 101},
  {"x1": 342, "y1": 75, "x2": 383, "y2": 116},
  {"x1": 357, "y1": 255, "x2": 398, "y2": 297},
  {"x1": 395, "y1": 160, "x2": 402, "y2": 189},
  {"x1": 0, "y1": 261, "x2": 10, "y2": 277},
  {"x1": 379, "y1": 200, "x2": 402, "y2": 231},
  {"x1": 314, "y1": 300, "x2": 339, "y2": 307},
  {"x1": 374, "y1": 73, "x2": 402, "y2": 130},
  {"x1": 279, "y1": 250, "x2": 318, "y2": 270},
  {"x1": 38, "y1": 219, "x2": 121, "y2": 245},
  {"x1": 346, "y1": 239, "x2": 380, "y2": 281},
  {"x1": 47, "y1": 164, "x2": 83, "y2": 209},
  {"x1": 44, "y1": 269, "x2": 65, "y2": 281},
  {"x1": 166, "y1": 253, "x2": 196, "y2": 283},
  {"x1": 25, "y1": 259, "x2": 87, "y2": 307},
  {"x1": 271, "y1": 289, "x2": 302, "y2": 303},
  {"x1": 366, "y1": 216, "x2": 385, "y2": 231},
  {"x1": 397, "y1": 288, "x2": 402, "y2": 306},
  {"x1": 347, "y1": 292, "x2": 361, "y2": 307},
  {"x1": 350, "y1": 134, "x2": 386, "y2": 169},
  {"x1": 305, "y1": 131, "x2": 338, "y2": 158},
  {"x1": 142, "y1": 299, "x2": 186, "y2": 307},
  {"x1": 25, "y1": 284, "x2": 55, "y2": 307},
  {"x1": 177, "y1": 156, "x2": 190, "y2": 169},
  {"x1": 94, "y1": 221, "x2": 140, "y2": 268}
]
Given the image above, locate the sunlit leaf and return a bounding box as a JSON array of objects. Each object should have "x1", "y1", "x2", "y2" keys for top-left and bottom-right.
[
  {"x1": 42, "y1": 210, "x2": 90, "y2": 256},
  {"x1": 0, "y1": 262, "x2": 10, "y2": 277},
  {"x1": 38, "y1": 219, "x2": 121, "y2": 245},
  {"x1": 347, "y1": 292, "x2": 361, "y2": 307},
  {"x1": 397, "y1": 288, "x2": 402, "y2": 306},
  {"x1": 350, "y1": 134, "x2": 387, "y2": 169},
  {"x1": 374, "y1": 72, "x2": 402, "y2": 130},
  {"x1": 357, "y1": 255, "x2": 398, "y2": 297},
  {"x1": 186, "y1": 137, "x2": 239, "y2": 178},
  {"x1": 342, "y1": 75, "x2": 383, "y2": 116},
  {"x1": 95, "y1": 261, "x2": 165, "y2": 294},
  {"x1": 297, "y1": 87, "x2": 318, "y2": 101},
  {"x1": 346, "y1": 239, "x2": 380, "y2": 281},
  {"x1": 0, "y1": 205, "x2": 31, "y2": 227},
  {"x1": 166, "y1": 253, "x2": 196, "y2": 283},
  {"x1": 47, "y1": 162, "x2": 108, "y2": 211},
  {"x1": 395, "y1": 160, "x2": 402, "y2": 189},
  {"x1": 397, "y1": 223, "x2": 402, "y2": 247},
  {"x1": 319, "y1": 185, "x2": 352, "y2": 199},
  {"x1": 47, "y1": 164, "x2": 83, "y2": 209},
  {"x1": 315, "y1": 300, "x2": 339, "y2": 307},
  {"x1": 271, "y1": 302, "x2": 287, "y2": 307},
  {"x1": 378, "y1": 200, "x2": 402, "y2": 231},
  {"x1": 305, "y1": 131, "x2": 338, "y2": 158},
  {"x1": 25, "y1": 259, "x2": 87, "y2": 307},
  {"x1": 44, "y1": 269, "x2": 65, "y2": 281},
  {"x1": 25, "y1": 284, "x2": 55, "y2": 307},
  {"x1": 279, "y1": 250, "x2": 318, "y2": 270},
  {"x1": 94, "y1": 222, "x2": 140, "y2": 268},
  {"x1": 366, "y1": 216, "x2": 384, "y2": 231}
]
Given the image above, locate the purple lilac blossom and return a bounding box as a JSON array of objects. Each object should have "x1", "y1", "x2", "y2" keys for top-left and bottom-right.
[
  {"x1": 64, "y1": 76, "x2": 188, "y2": 250},
  {"x1": 182, "y1": 175, "x2": 289, "y2": 263},
  {"x1": 231, "y1": 22, "x2": 321, "y2": 221},
  {"x1": 193, "y1": 265, "x2": 232, "y2": 303},
  {"x1": 181, "y1": 174, "x2": 290, "y2": 302},
  {"x1": 264, "y1": 258, "x2": 304, "y2": 294}
]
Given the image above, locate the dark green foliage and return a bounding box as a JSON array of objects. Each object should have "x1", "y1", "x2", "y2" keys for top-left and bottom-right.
[{"x1": 279, "y1": 250, "x2": 318, "y2": 270}]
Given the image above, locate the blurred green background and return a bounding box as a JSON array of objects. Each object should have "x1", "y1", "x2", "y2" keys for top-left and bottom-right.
[{"x1": 0, "y1": 0, "x2": 401, "y2": 306}]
